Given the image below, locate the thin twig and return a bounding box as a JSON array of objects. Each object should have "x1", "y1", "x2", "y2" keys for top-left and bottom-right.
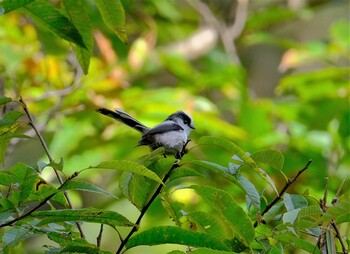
[
  {"x1": 18, "y1": 96, "x2": 86, "y2": 239},
  {"x1": 97, "y1": 224, "x2": 104, "y2": 247},
  {"x1": 330, "y1": 219, "x2": 348, "y2": 254},
  {"x1": 0, "y1": 173, "x2": 78, "y2": 228},
  {"x1": 116, "y1": 162, "x2": 180, "y2": 254},
  {"x1": 254, "y1": 160, "x2": 312, "y2": 227}
]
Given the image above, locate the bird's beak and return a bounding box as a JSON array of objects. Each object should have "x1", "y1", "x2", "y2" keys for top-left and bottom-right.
[{"x1": 190, "y1": 123, "x2": 196, "y2": 129}]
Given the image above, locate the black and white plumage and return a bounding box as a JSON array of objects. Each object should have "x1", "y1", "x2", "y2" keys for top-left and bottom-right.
[{"x1": 96, "y1": 108, "x2": 195, "y2": 158}]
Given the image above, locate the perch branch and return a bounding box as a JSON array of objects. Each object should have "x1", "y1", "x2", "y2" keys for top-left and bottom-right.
[{"x1": 116, "y1": 162, "x2": 180, "y2": 254}]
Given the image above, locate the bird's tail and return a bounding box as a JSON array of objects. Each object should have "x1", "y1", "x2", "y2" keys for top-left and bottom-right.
[{"x1": 96, "y1": 108, "x2": 149, "y2": 134}]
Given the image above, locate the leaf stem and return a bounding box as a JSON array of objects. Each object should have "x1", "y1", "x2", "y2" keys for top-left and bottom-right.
[
  {"x1": 116, "y1": 162, "x2": 179, "y2": 254},
  {"x1": 18, "y1": 96, "x2": 86, "y2": 239},
  {"x1": 254, "y1": 159, "x2": 312, "y2": 227}
]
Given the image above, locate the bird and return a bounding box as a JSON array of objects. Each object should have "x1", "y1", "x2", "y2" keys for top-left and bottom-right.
[{"x1": 96, "y1": 108, "x2": 195, "y2": 158}]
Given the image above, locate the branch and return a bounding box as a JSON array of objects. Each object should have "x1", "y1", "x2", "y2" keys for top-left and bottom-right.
[
  {"x1": 0, "y1": 173, "x2": 78, "y2": 228},
  {"x1": 254, "y1": 159, "x2": 312, "y2": 227},
  {"x1": 116, "y1": 162, "x2": 180, "y2": 254},
  {"x1": 97, "y1": 224, "x2": 104, "y2": 247},
  {"x1": 18, "y1": 96, "x2": 86, "y2": 239},
  {"x1": 331, "y1": 219, "x2": 348, "y2": 254}
]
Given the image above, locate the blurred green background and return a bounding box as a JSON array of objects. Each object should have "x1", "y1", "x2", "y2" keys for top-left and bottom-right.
[{"x1": 0, "y1": 0, "x2": 349, "y2": 253}]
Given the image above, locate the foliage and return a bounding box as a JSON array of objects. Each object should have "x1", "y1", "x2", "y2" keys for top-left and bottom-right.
[{"x1": 0, "y1": 0, "x2": 349, "y2": 253}]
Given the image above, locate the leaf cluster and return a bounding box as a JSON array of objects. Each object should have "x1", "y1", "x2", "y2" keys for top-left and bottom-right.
[{"x1": 0, "y1": 98, "x2": 348, "y2": 253}]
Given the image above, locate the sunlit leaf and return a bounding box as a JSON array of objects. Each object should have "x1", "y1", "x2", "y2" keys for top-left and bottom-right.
[
  {"x1": 126, "y1": 226, "x2": 231, "y2": 251},
  {"x1": 95, "y1": 0, "x2": 127, "y2": 43},
  {"x1": 88, "y1": 160, "x2": 163, "y2": 184},
  {"x1": 34, "y1": 208, "x2": 134, "y2": 228},
  {"x1": 23, "y1": 0, "x2": 86, "y2": 48},
  {"x1": 189, "y1": 185, "x2": 255, "y2": 245}
]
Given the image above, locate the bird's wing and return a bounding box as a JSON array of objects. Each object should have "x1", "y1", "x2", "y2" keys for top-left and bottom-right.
[{"x1": 144, "y1": 123, "x2": 183, "y2": 135}]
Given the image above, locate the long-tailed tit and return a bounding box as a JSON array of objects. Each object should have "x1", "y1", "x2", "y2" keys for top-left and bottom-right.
[{"x1": 96, "y1": 108, "x2": 195, "y2": 158}]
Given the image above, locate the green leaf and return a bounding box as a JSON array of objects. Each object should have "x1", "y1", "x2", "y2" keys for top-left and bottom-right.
[
  {"x1": 322, "y1": 198, "x2": 350, "y2": 224},
  {"x1": 284, "y1": 193, "x2": 308, "y2": 211},
  {"x1": 119, "y1": 172, "x2": 150, "y2": 210},
  {"x1": 0, "y1": 0, "x2": 34, "y2": 14},
  {"x1": 126, "y1": 226, "x2": 231, "y2": 251},
  {"x1": 199, "y1": 136, "x2": 258, "y2": 171},
  {"x1": 189, "y1": 185, "x2": 255, "y2": 245},
  {"x1": 282, "y1": 209, "x2": 300, "y2": 235},
  {"x1": 10, "y1": 163, "x2": 39, "y2": 204},
  {"x1": 191, "y1": 160, "x2": 244, "y2": 191},
  {"x1": 0, "y1": 171, "x2": 15, "y2": 186},
  {"x1": 23, "y1": 0, "x2": 86, "y2": 48},
  {"x1": 0, "y1": 111, "x2": 23, "y2": 126},
  {"x1": 169, "y1": 249, "x2": 237, "y2": 254},
  {"x1": 258, "y1": 168, "x2": 279, "y2": 196},
  {"x1": 251, "y1": 149, "x2": 285, "y2": 171},
  {"x1": 95, "y1": 0, "x2": 127, "y2": 43},
  {"x1": 168, "y1": 166, "x2": 204, "y2": 181},
  {"x1": 274, "y1": 231, "x2": 320, "y2": 253},
  {"x1": 161, "y1": 198, "x2": 185, "y2": 226},
  {"x1": 60, "y1": 180, "x2": 117, "y2": 198},
  {"x1": 261, "y1": 201, "x2": 285, "y2": 223},
  {"x1": 47, "y1": 158, "x2": 64, "y2": 172},
  {"x1": 187, "y1": 211, "x2": 230, "y2": 239},
  {"x1": 0, "y1": 96, "x2": 12, "y2": 105},
  {"x1": 236, "y1": 174, "x2": 260, "y2": 214},
  {"x1": 47, "y1": 231, "x2": 113, "y2": 254},
  {"x1": 88, "y1": 160, "x2": 163, "y2": 184},
  {"x1": 2, "y1": 226, "x2": 31, "y2": 251},
  {"x1": 34, "y1": 208, "x2": 134, "y2": 228},
  {"x1": 297, "y1": 205, "x2": 322, "y2": 220},
  {"x1": 63, "y1": 0, "x2": 93, "y2": 74},
  {"x1": 138, "y1": 147, "x2": 166, "y2": 164}
]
